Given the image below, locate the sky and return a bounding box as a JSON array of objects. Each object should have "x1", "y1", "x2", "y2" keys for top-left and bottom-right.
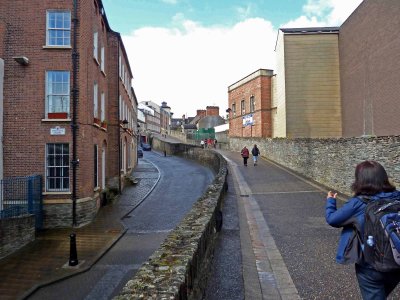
[{"x1": 102, "y1": 0, "x2": 363, "y2": 118}]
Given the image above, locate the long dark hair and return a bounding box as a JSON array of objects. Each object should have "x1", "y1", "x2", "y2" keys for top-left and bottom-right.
[{"x1": 351, "y1": 160, "x2": 396, "y2": 196}]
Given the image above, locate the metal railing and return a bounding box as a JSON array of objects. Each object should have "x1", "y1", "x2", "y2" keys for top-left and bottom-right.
[{"x1": 0, "y1": 175, "x2": 43, "y2": 229}]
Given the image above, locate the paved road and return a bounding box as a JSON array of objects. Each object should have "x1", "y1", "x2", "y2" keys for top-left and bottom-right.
[
  {"x1": 206, "y1": 150, "x2": 400, "y2": 299},
  {"x1": 29, "y1": 151, "x2": 214, "y2": 300}
]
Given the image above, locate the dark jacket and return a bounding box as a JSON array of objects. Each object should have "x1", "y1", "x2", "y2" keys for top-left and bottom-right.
[
  {"x1": 251, "y1": 147, "x2": 260, "y2": 156},
  {"x1": 326, "y1": 190, "x2": 400, "y2": 264}
]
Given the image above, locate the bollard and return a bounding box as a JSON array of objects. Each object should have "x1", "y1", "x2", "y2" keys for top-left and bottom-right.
[
  {"x1": 164, "y1": 150, "x2": 166, "y2": 157},
  {"x1": 69, "y1": 233, "x2": 79, "y2": 266}
]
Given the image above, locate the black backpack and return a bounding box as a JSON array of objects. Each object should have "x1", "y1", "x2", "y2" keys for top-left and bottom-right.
[{"x1": 360, "y1": 196, "x2": 400, "y2": 272}]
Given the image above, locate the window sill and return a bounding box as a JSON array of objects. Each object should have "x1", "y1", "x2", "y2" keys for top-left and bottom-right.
[
  {"x1": 101, "y1": 70, "x2": 106, "y2": 77},
  {"x1": 43, "y1": 45, "x2": 72, "y2": 49},
  {"x1": 94, "y1": 57, "x2": 100, "y2": 65},
  {"x1": 94, "y1": 187, "x2": 100, "y2": 192},
  {"x1": 42, "y1": 118, "x2": 71, "y2": 122},
  {"x1": 43, "y1": 191, "x2": 71, "y2": 195}
]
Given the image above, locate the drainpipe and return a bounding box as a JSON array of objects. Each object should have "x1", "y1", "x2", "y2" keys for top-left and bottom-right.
[
  {"x1": 117, "y1": 41, "x2": 121, "y2": 194},
  {"x1": 71, "y1": 0, "x2": 80, "y2": 226}
]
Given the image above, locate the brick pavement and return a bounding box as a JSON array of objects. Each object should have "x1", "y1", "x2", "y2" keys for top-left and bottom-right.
[{"x1": 0, "y1": 159, "x2": 159, "y2": 300}]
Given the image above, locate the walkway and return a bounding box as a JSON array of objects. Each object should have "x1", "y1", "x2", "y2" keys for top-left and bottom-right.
[{"x1": 206, "y1": 150, "x2": 400, "y2": 299}]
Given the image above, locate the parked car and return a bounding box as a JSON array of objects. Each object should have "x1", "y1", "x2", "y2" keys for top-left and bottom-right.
[
  {"x1": 142, "y1": 143, "x2": 151, "y2": 151},
  {"x1": 137, "y1": 147, "x2": 143, "y2": 158}
]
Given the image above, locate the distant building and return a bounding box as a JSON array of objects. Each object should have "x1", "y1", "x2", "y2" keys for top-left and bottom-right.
[{"x1": 228, "y1": 69, "x2": 274, "y2": 138}]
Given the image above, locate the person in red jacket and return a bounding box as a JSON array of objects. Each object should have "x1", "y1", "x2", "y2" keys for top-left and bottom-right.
[{"x1": 240, "y1": 146, "x2": 250, "y2": 166}]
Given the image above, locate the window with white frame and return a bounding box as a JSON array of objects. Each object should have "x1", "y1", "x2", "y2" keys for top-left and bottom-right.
[
  {"x1": 119, "y1": 95, "x2": 122, "y2": 120},
  {"x1": 250, "y1": 95, "x2": 255, "y2": 113},
  {"x1": 241, "y1": 100, "x2": 245, "y2": 115},
  {"x1": 119, "y1": 55, "x2": 122, "y2": 78},
  {"x1": 101, "y1": 46, "x2": 105, "y2": 72},
  {"x1": 93, "y1": 32, "x2": 98, "y2": 61},
  {"x1": 46, "y1": 143, "x2": 70, "y2": 192},
  {"x1": 232, "y1": 103, "x2": 236, "y2": 117},
  {"x1": 93, "y1": 82, "x2": 98, "y2": 118},
  {"x1": 101, "y1": 92, "x2": 105, "y2": 121},
  {"x1": 46, "y1": 11, "x2": 71, "y2": 46},
  {"x1": 46, "y1": 71, "x2": 70, "y2": 117}
]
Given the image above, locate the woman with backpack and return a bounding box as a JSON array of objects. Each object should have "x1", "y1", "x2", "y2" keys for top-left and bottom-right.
[{"x1": 325, "y1": 160, "x2": 400, "y2": 299}]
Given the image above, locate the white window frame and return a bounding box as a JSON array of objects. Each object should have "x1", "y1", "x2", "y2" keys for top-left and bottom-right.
[
  {"x1": 93, "y1": 32, "x2": 98, "y2": 61},
  {"x1": 45, "y1": 71, "x2": 70, "y2": 117},
  {"x1": 100, "y1": 46, "x2": 105, "y2": 72},
  {"x1": 101, "y1": 92, "x2": 105, "y2": 121},
  {"x1": 46, "y1": 10, "x2": 71, "y2": 46},
  {"x1": 46, "y1": 143, "x2": 70, "y2": 192},
  {"x1": 93, "y1": 82, "x2": 98, "y2": 118}
]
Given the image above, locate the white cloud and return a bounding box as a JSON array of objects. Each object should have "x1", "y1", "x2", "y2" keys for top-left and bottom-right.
[
  {"x1": 122, "y1": 18, "x2": 276, "y2": 117},
  {"x1": 282, "y1": 0, "x2": 363, "y2": 28},
  {"x1": 122, "y1": 0, "x2": 363, "y2": 118}
]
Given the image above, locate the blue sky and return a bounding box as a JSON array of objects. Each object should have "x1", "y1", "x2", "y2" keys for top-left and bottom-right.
[
  {"x1": 103, "y1": 0, "x2": 305, "y2": 34},
  {"x1": 101, "y1": 0, "x2": 363, "y2": 118}
]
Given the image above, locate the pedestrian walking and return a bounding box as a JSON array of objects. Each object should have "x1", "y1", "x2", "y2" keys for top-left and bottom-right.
[
  {"x1": 200, "y1": 140, "x2": 205, "y2": 149},
  {"x1": 251, "y1": 144, "x2": 260, "y2": 166},
  {"x1": 214, "y1": 139, "x2": 217, "y2": 149},
  {"x1": 240, "y1": 146, "x2": 249, "y2": 166},
  {"x1": 326, "y1": 160, "x2": 400, "y2": 300}
]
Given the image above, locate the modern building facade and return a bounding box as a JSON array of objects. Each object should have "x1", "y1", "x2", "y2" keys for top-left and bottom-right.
[
  {"x1": 228, "y1": 69, "x2": 274, "y2": 138},
  {"x1": 339, "y1": 0, "x2": 400, "y2": 137},
  {"x1": 0, "y1": 0, "x2": 137, "y2": 228},
  {"x1": 273, "y1": 27, "x2": 342, "y2": 138}
]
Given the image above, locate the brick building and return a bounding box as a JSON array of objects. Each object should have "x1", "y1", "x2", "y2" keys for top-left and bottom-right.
[
  {"x1": 0, "y1": 0, "x2": 137, "y2": 228},
  {"x1": 339, "y1": 0, "x2": 400, "y2": 137},
  {"x1": 228, "y1": 69, "x2": 274, "y2": 138}
]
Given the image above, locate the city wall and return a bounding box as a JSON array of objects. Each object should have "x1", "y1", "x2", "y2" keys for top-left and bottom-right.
[
  {"x1": 116, "y1": 142, "x2": 227, "y2": 299},
  {"x1": 230, "y1": 135, "x2": 400, "y2": 195}
]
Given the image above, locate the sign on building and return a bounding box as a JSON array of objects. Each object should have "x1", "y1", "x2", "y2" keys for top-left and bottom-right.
[
  {"x1": 50, "y1": 126, "x2": 66, "y2": 135},
  {"x1": 242, "y1": 114, "x2": 254, "y2": 126}
]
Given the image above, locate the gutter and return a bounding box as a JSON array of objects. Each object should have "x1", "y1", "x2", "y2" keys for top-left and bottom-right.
[{"x1": 71, "y1": 0, "x2": 80, "y2": 226}]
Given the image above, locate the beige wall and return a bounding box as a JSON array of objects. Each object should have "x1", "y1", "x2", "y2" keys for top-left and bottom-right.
[
  {"x1": 282, "y1": 33, "x2": 342, "y2": 138},
  {"x1": 272, "y1": 32, "x2": 287, "y2": 137}
]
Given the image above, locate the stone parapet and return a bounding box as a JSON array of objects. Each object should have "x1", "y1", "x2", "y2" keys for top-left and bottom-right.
[
  {"x1": 0, "y1": 215, "x2": 35, "y2": 259},
  {"x1": 115, "y1": 143, "x2": 227, "y2": 299},
  {"x1": 230, "y1": 135, "x2": 400, "y2": 195}
]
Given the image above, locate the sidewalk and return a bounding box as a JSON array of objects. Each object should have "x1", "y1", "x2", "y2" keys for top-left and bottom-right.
[{"x1": 0, "y1": 159, "x2": 159, "y2": 300}]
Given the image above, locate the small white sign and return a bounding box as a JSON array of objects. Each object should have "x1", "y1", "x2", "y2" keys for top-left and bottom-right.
[
  {"x1": 242, "y1": 114, "x2": 254, "y2": 126},
  {"x1": 50, "y1": 126, "x2": 66, "y2": 135}
]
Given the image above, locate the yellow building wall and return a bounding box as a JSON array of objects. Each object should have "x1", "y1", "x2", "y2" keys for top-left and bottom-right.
[
  {"x1": 284, "y1": 34, "x2": 342, "y2": 138},
  {"x1": 272, "y1": 32, "x2": 287, "y2": 138}
]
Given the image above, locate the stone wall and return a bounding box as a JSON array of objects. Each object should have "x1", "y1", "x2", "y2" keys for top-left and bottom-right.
[
  {"x1": 43, "y1": 196, "x2": 98, "y2": 228},
  {"x1": 0, "y1": 215, "x2": 35, "y2": 259},
  {"x1": 115, "y1": 143, "x2": 227, "y2": 299},
  {"x1": 230, "y1": 136, "x2": 400, "y2": 195}
]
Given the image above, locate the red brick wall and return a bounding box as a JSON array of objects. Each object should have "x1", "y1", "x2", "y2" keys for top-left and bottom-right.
[
  {"x1": 206, "y1": 106, "x2": 219, "y2": 116},
  {"x1": 228, "y1": 74, "x2": 272, "y2": 138},
  {"x1": 1, "y1": 0, "x2": 133, "y2": 201},
  {"x1": 196, "y1": 110, "x2": 206, "y2": 118},
  {"x1": 339, "y1": 0, "x2": 400, "y2": 137}
]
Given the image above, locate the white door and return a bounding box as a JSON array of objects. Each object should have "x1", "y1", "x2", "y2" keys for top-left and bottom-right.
[{"x1": 102, "y1": 146, "x2": 106, "y2": 188}]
